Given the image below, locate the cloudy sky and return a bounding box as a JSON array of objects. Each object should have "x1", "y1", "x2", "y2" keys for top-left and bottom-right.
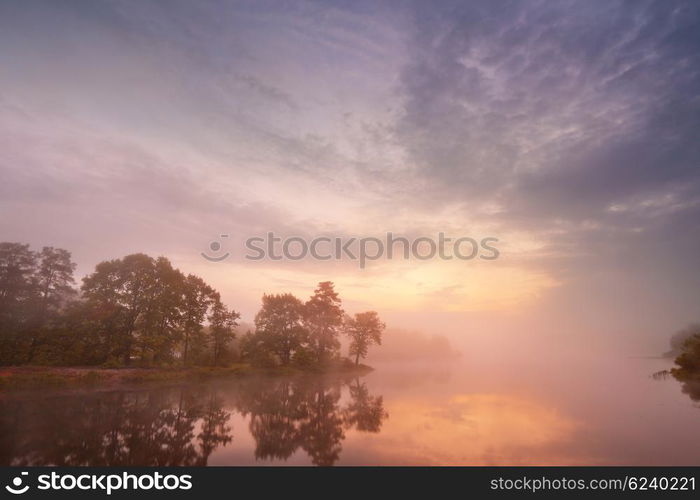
[{"x1": 1, "y1": 0, "x2": 699, "y2": 353}]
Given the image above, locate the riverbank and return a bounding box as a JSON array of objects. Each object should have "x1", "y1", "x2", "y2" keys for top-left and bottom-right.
[{"x1": 0, "y1": 361, "x2": 373, "y2": 390}]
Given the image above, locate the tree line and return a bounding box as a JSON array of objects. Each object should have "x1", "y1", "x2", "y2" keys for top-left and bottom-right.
[
  {"x1": 242, "y1": 282, "x2": 384, "y2": 368},
  {"x1": 0, "y1": 242, "x2": 384, "y2": 368}
]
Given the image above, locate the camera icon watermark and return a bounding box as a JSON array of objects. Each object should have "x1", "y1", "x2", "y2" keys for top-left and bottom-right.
[
  {"x1": 5, "y1": 472, "x2": 29, "y2": 495},
  {"x1": 201, "y1": 234, "x2": 230, "y2": 262}
]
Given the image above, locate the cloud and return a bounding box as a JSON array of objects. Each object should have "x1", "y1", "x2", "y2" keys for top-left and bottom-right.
[{"x1": 1, "y1": 0, "x2": 699, "y2": 335}]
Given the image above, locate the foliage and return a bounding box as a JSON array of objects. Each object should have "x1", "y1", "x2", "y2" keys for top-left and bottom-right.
[
  {"x1": 0, "y1": 242, "x2": 384, "y2": 371},
  {"x1": 254, "y1": 293, "x2": 307, "y2": 365},
  {"x1": 1, "y1": 375, "x2": 387, "y2": 466},
  {"x1": 304, "y1": 281, "x2": 344, "y2": 363},
  {"x1": 673, "y1": 333, "x2": 700, "y2": 378},
  {"x1": 0, "y1": 243, "x2": 239, "y2": 367},
  {"x1": 344, "y1": 311, "x2": 385, "y2": 365},
  {"x1": 0, "y1": 243, "x2": 76, "y2": 364},
  {"x1": 666, "y1": 323, "x2": 700, "y2": 358}
]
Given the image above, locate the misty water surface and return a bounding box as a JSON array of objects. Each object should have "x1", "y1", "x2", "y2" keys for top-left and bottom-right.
[{"x1": 2, "y1": 356, "x2": 700, "y2": 465}]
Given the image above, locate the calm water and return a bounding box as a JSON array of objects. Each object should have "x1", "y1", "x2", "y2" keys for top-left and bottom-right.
[{"x1": 2, "y1": 355, "x2": 700, "y2": 465}]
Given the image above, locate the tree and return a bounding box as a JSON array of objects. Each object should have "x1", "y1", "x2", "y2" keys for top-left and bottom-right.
[
  {"x1": 2, "y1": 243, "x2": 391, "y2": 371},
  {"x1": 0, "y1": 243, "x2": 78, "y2": 364},
  {"x1": 304, "y1": 282, "x2": 344, "y2": 363},
  {"x1": 137, "y1": 257, "x2": 185, "y2": 364},
  {"x1": 1, "y1": 244, "x2": 244, "y2": 367},
  {"x1": 209, "y1": 294, "x2": 239, "y2": 366},
  {"x1": 254, "y1": 293, "x2": 306, "y2": 365},
  {"x1": 674, "y1": 333, "x2": 700, "y2": 376},
  {"x1": 81, "y1": 254, "x2": 159, "y2": 365},
  {"x1": 0, "y1": 243, "x2": 37, "y2": 327},
  {"x1": 25, "y1": 247, "x2": 77, "y2": 362},
  {"x1": 34, "y1": 247, "x2": 77, "y2": 318},
  {"x1": 0, "y1": 243, "x2": 38, "y2": 364},
  {"x1": 344, "y1": 311, "x2": 385, "y2": 365},
  {"x1": 180, "y1": 274, "x2": 214, "y2": 365},
  {"x1": 666, "y1": 323, "x2": 700, "y2": 358}
]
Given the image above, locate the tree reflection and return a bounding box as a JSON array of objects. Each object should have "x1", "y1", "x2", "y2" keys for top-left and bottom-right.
[
  {"x1": 678, "y1": 378, "x2": 700, "y2": 404},
  {"x1": 342, "y1": 378, "x2": 388, "y2": 433},
  {"x1": 238, "y1": 380, "x2": 304, "y2": 461},
  {"x1": 0, "y1": 376, "x2": 386, "y2": 466},
  {"x1": 236, "y1": 376, "x2": 387, "y2": 465},
  {"x1": 298, "y1": 380, "x2": 345, "y2": 466},
  {"x1": 0, "y1": 387, "x2": 232, "y2": 466}
]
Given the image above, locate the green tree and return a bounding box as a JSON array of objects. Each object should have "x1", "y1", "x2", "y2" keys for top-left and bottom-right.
[
  {"x1": 304, "y1": 282, "x2": 344, "y2": 363},
  {"x1": 138, "y1": 257, "x2": 185, "y2": 364},
  {"x1": 81, "y1": 254, "x2": 159, "y2": 365},
  {"x1": 2, "y1": 245, "x2": 242, "y2": 367},
  {"x1": 254, "y1": 293, "x2": 306, "y2": 365},
  {"x1": 344, "y1": 311, "x2": 385, "y2": 365}
]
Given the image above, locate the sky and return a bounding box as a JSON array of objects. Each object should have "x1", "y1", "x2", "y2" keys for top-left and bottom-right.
[{"x1": 1, "y1": 0, "x2": 699, "y2": 354}]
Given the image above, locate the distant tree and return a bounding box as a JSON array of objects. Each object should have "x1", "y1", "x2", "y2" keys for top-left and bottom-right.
[
  {"x1": 1, "y1": 244, "x2": 245, "y2": 367},
  {"x1": 3, "y1": 243, "x2": 390, "y2": 371},
  {"x1": 238, "y1": 329, "x2": 276, "y2": 368},
  {"x1": 304, "y1": 282, "x2": 344, "y2": 363},
  {"x1": 34, "y1": 247, "x2": 77, "y2": 318},
  {"x1": 674, "y1": 333, "x2": 700, "y2": 376},
  {"x1": 0, "y1": 243, "x2": 80, "y2": 364},
  {"x1": 666, "y1": 323, "x2": 700, "y2": 358},
  {"x1": 0, "y1": 243, "x2": 36, "y2": 363},
  {"x1": 41, "y1": 300, "x2": 109, "y2": 365},
  {"x1": 25, "y1": 247, "x2": 77, "y2": 362},
  {"x1": 254, "y1": 293, "x2": 307, "y2": 365},
  {"x1": 209, "y1": 294, "x2": 240, "y2": 366},
  {"x1": 0, "y1": 243, "x2": 37, "y2": 334},
  {"x1": 344, "y1": 311, "x2": 385, "y2": 365}
]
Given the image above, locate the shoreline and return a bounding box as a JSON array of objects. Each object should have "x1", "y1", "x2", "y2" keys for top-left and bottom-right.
[{"x1": 0, "y1": 362, "x2": 374, "y2": 391}]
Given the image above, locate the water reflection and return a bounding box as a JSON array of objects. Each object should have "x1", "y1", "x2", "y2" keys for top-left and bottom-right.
[
  {"x1": 0, "y1": 390, "x2": 232, "y2": 466},
  {"x1": 363, "y1": 393, "x2": 580, "y2": 465},
  {"x1": 9, "y1": 358, "x2": 700, "y2": 466},
  {"x1": 0, "y1": 376, "x2": 387, "y2": 466},
  {"x1": 236, "y1": 377, "x2": 387, "y2": 465}
]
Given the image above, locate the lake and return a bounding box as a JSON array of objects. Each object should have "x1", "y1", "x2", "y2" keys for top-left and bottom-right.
[{"x1": 2, "y1": 355, "x2": 700, "y2": 465}]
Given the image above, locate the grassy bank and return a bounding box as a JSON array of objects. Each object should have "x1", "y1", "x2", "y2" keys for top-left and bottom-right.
[{"x1": 0, "y1": 361, "x2": 373, "y2": 390}]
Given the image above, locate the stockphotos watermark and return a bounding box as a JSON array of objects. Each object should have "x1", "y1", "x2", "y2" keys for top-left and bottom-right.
[
  {"x1": 4, "y1": 470, "x2": 192, "y2": 495},
  {"x1": 202, "y1": 232, "x2": 500, "y2": 268}
]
